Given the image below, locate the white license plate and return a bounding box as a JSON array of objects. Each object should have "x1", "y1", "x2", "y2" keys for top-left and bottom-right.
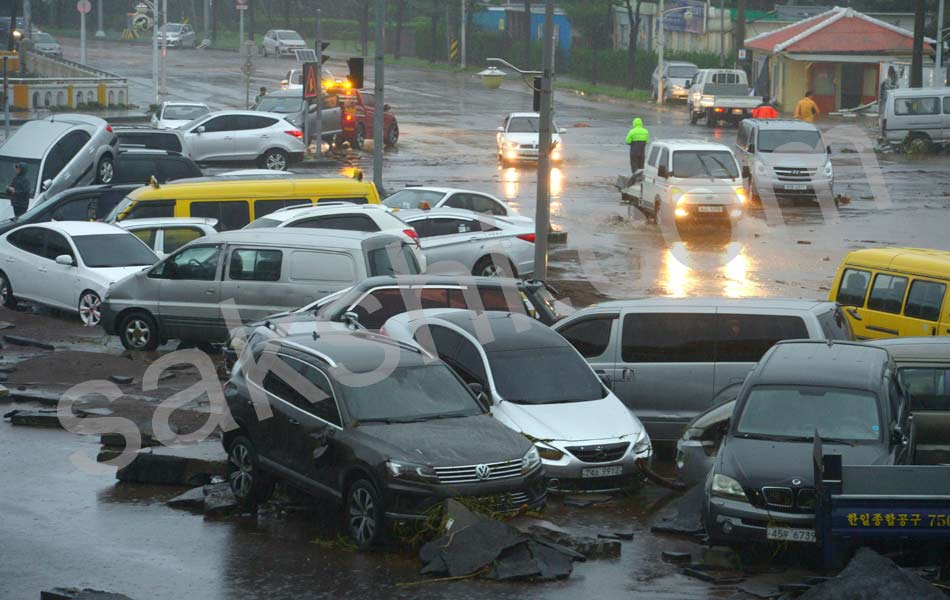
[
  {"x1": 732, "y1": 109, "x2": 745, "y2": 115},
  {"x1": 581, "y1": 465, "x2": 623, "y2": 478},
  {"x1": 784, "y1": 184, "x2": 808, "y2": 191},
  {"x1": 766, "y1": 526, "x2": 816, "y2": 543},
  {"x1": 698, "y1": 205, "x2": 724, "y2": 213}
]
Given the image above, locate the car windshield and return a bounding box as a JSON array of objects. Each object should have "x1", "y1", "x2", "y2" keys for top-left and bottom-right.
[
  {"x1": 160, "y1": 24, "x2": 182, "y2": 33},
  {"x1": 757, "y1": 130, "x2": 823, "y2": 153},
  {"x1": 105, "y1": 196, "x2": 133, "y2": 222},
  {"x1": 255, "y1": 96, "x2": 303, "y2": 113},
  {"x1": 487, "y1": 346, "x2": 605, "y2": 404},
  {"x1": 34, "y1": 33, "x2": 55, "y2": 44},
  {"x1": 177, "y1": 116, "x2": 209, "y2": 131},
  {"x1": 383, "y1": 189, "x2": 445, "y2": 210},
  {"x1": 898, "y1": 367, "x2": 950, "y2": 411},
  {"x1": 73, "y1": 233, "x2": 158, "y2": 268},
  {"x1": 163, "y1": 105, "x2": 208, "y2": 121},
  {"x1": 507, "y1": 117, "x2": 538, "y2": 133},
  {"x1": 340, "y1": 364, "x2": 483, "y2": 422},
  {"x1": 668, "y1": 66, "x2": 697, "y2": 78},
  {"x1": 0, "y1": 157, "x2": 39, "y2": 199},
  {"x1": 672, "y1": 150, "x2": 740, "y2": 179},
  {"x1": 736, "y1": 386, "x2": 881, "y2": 442},
  {"x1": 278, "y1": 31, "x2": 303, "y2": 41}
]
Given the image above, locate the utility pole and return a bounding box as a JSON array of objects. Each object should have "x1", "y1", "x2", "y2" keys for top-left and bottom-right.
[
  {"x1": 719, "y1": 0, "x2": 725, "y2": 67},
  {"x1": 80, "y1": 7, "x2": 87, "y2": 64},
  {"x1": 657, "y1": 0, "x2": 664, "y2": 104},
  {"x1": 735, "y1": 0, "x2": 746, "y2": 68},
  {"x1": 534, "y1": 0, "x2": 554, "y2": 282},
  {"x1": 152, "y1": 0, "x2": 159, "y2": 103},
  {"x1": 161, "y1": 0, "x2": 167, "y2": 95},
  {"x1": 460, "y1": 0, "x2": 466, "y2": 69},
  {"x1": 96, "y1": 0, "x2": 104, "y2": 38},
  {"x1": 203, "y1": 0, "x2": 211, "y2": 45},
  {"x1": 936, "y1": 0, "x2": 945, "y2": 87},
  {"x1": 24, "y1": 0, "x2": 31, "y2": 40},
  {"x1": 313, "y1": 8, "x2": 322, "y2": 156},
  {"x1": 373, "y1": 0, "x2": 385, "y2": 192},
  {"x1": 3, "y1": 57, "x2": 9, "y2": 140},
  {"x1": 912, "y1": 0, "x2": 925, "y2": 87}
]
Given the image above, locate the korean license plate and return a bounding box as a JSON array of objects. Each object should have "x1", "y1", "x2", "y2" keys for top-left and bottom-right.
[
  {"x1": 766, "y1": 526, "x2": 816, "y2": 543},
  {"x1": 732, "y1": 108, "x2": 745, "y2": 115},
  {"x1": 698, "y1": 205, "x2": 724, "y2": 213},
  {"x1": 582, "y1": 465, "x2": 623, "y2": 478},
  {"x1": 784, "y1": 184, "x2": 808, "y2": 191}
]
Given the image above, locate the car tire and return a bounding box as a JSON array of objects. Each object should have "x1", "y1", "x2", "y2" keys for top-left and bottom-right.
[
  {"x1": 345, "y1": 479, "x2": 384, "y2": 549},
  {"x1": 0, "y1": 272, "x2": 16, "y2": 310},
  {"x1": 384, "y1": 123, "x2": 399, "y2": 147},
  {"x1": 689, "y1": 104, "x2": 699, "y2": 125},
  {"x1": 118, "y1": 310, "x2": 160, "y2": 351},
  {"x1": 473, "y1": 255, "x2": 515, "y2": 278},
  {"x1": 96, "y1": 155, "x2": 114, "y2": 184},
  {"x1": 354, "y1": 125, "x2": 366, "y2": 151},
  {"x1": 78, "y1": 290, "x2": 102, "y2": 327},
  {"x1": 705, "y1": 109, "x2": 716, "y2": 129},
  {"x1": 261, "y1": 148, "x2": 289, "y2": 171},
  {"x1": 227, "y1": 435, "x2": 275, "y2": 512}
]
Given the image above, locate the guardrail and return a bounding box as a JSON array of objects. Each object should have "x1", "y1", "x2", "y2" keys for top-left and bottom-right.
[{"x1": 1, "y1": 51, "x2": 129, "y2": 110}]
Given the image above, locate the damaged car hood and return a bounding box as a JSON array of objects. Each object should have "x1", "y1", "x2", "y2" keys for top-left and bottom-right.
[{"x1": 495, "y1": 397, "x2": 644, "y2": 443}]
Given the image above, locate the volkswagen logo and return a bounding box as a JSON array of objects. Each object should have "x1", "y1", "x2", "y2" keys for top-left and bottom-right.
[
  {"x1": 791, "y1": 478, "x2": 803, "y2": 486},
  {"x1": 475, "y1": 464, "x2": 492, "y2": 480}
]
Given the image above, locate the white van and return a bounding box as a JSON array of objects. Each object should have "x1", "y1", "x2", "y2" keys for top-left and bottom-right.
[
  {"x1": 880, "y1": 87, "x2": 950, "y2": 149},
  {"x1": 639, "y1": 140, "x2": 748, "y2": 225}
]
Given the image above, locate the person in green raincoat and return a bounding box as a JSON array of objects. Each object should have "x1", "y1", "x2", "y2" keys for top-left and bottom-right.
[{"x1": 625, "y1": 117, "x2": 650, "y2": 174}]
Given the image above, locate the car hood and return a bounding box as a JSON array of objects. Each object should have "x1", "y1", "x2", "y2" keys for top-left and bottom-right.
[
  {"x1": 496, "y1": 396, "x2": 644, "y2": 443},
  {"x1": 504, "y1": 132, "x2": 561, "y2": 146},
  {"x1": 718, "y1": 436, "x2": 891, "y2": 488},
  {"x1": 353, "y1": 414, "x2": 530, "y2": 466},
  {"x1": 95, "y1": 265, "x2": 152, "y2": 286},
  {"x1": 158, "y1": 119, "x2": 192, "y2": 129},
  {"x1": 755, "y1": 152, "x2": 828, "y2": 168}
]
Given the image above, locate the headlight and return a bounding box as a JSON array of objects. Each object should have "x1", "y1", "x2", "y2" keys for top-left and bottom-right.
[
  {"x1": 633, "y1": 429, "x2": 651, "y2": 455},
  {"x1": 711, "y1": 473, "x2": 748, "y2": 501},
  {"x1": 734, "y1": 186, "x2": 748, "y2": 205},
  {"x1": 535, "y1": 443, "x2": 563, "y2": 461},
  {"x1": 521, "y1": 446, "x2": 541, "y2": 474},
  {"x1": 823, "y1": 161, "x2": 833, "y2": 177},
  {"x1": 505, "y1": 141, "x2": 519, "y2": 149},
  {"x1": 671, "y1": 187, "x2": 685, "y2": 205},
  {"x1": 386, "y1": 460, "x2": 438, "y2": 483}
]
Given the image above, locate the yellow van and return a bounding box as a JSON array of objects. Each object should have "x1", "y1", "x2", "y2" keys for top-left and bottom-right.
[
  {"x1": 829, "y1": 248, "x2": 950, "y2": 339},
  {"x1": 105, "y1": 176, "x2": 381, "y2": 230}
]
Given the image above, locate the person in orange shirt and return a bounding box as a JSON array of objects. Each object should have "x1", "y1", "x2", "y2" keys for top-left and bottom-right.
[
  {"x1": 794, "y1": 91, "x2": 820, "y2": 123},
  {"x1": 751, "y1": 95, "x2": 779, "y2": 119}
]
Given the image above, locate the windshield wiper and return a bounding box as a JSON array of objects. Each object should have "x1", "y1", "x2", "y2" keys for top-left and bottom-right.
[
  {"x1": 706, "y1": 155, "x2": 736, "y2": 180},
  {"x1": 736, "y1": 432, "x2": 795, "y2": 442}
]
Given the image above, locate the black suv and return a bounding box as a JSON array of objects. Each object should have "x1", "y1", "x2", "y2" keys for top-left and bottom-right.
[
  {"x1": 224, "y1": 330, "x2": 546, "y2": 547},
  {"x1": 113, "y1": 149, "x2": 202, "y2": 185}
]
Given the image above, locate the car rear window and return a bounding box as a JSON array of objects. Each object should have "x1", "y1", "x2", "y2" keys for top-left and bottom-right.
[
  {"x1": 818, "y1": 308, "x2": 854, "y2": 340},
  {"x1": 368, "y1": 244, "x2": 420, "y2": 276},
  {"x1": 622, "y1": 313, "x2": 716, "y2": 363}
]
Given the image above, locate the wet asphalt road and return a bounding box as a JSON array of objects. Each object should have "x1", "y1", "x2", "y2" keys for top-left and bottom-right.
[{"x1": 0, "y1": 38, "x2": 947, "y2": 599}]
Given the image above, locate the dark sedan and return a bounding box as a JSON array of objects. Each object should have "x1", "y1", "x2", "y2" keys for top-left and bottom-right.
[{"x1": 0, "y1": 183, "x2": 140, "y2": 236}]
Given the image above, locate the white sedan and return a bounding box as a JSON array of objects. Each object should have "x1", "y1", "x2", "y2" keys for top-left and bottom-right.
[
  {"x1": 262, "y1": 29, "x2": 307, "y2": 57},
  {"x1": 496, "y1": 112, "x2": 566, "y2": 166},
  {"x1": 383, "y1": 186, "x2": 530, "y2": 223},
  {"x1": 150, "y1": 101, "x2": 210, "y2": 130},
  {"x1": 398, "y1": 208, "x2": 535, "y2": 278},
  {"x1": 0, "y1": 222, "x2": 158, "y2": 326}
]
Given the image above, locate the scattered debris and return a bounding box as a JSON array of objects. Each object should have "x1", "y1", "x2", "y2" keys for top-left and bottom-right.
[
  {"x1": 4, "y1": 408, "x2": 61, "y2": 428},
  {"x1": 115, "y1": 440, "x2": 227, "y2": 486},
  {"x1": 682, "y1": 564, "x2": 745, "y2": 585},
  {"x1": 797, "y1": 548, "x2": 944, "y2": 600},
  {"x1": 169, "y1": 482, "x2": 237, "y2": 516},
  {"x1": 662, "y1": 551, "x2": 691, "y2": 564},
  {"x1": 702, "y1": 545, "x2": 741, "y2": 570},
  {"x1": 651, "y1": 484, "x2": 705, "y2": 537},
  {"x1": 0, "y1": 321, "x2": 15, "y2": 330},
  {"x1": 510, "y1": 516, "x2": 620, "y2": 558},
  {"x1": 41, "y1": 589, "x2": 135, "y2": 600},
  {"x1": 562, "y1": 494, "x2": 613, "y2": 508},
  {"x1": 109, "y1": 375, "x2": 134, "y2": 384},
  {"x1": 3, "y1": 334, "x2": 55, "y2": 351}
]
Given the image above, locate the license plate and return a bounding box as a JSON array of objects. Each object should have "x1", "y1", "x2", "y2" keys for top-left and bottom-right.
[
  {"x1": 766, "y1": 526, "x2": 816, "y2": 543},
  {"x1": 698, "y1": 205, "x2": 724, "y2": 213},
  {"x1": 784, "y1": 184, "x2": 808, "y2": 190},
  {"x1": 582, "y1": 465, "x2": 623, "y2": 478},
  {"x1": 732, "y1": 108, "x2": 745, "y2": 115}
]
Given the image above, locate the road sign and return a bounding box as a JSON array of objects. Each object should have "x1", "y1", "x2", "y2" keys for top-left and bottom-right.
[
  {"x1": 302, "y1": 61, "x2": 319, "y2": 100},
  {"x1": 236, "y1": 0, "x2": 248, "y2": 9},
  {"x1": 77, "y1": 0, "x2": 92, "y2": 14}
]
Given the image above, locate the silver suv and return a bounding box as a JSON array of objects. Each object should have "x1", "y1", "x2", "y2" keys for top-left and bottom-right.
[
  {"x1": 552, "y1": 298, "x2": 853, "y2": 441},
  {"x1": 100, "y1": 229, "x2": 421, "y2": 350},
  {"x1": 178, "y1": 110, "x2": 306, "y2": 171},
  {"x1": 735, "y1": 119, "x2": 834, "y2": 204}
]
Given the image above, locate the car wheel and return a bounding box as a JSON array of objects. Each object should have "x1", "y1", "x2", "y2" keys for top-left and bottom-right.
[
  {"x1": 228, "y1": 435, "x2": 275, "y2": 511},
  {"x1": 384, "y1": 123, "x2": 399, "y2": 147},
  {"x1": 78, "y1": 291, "x2": 102, "y2": 327},
  {"x1": 473, "y1": 255, "x2": 515, "y2": 278},
  {"x1": 354, "y1": 125, "x2": 366, "y2": 150},
  {"x1": 346, "y1": 479, "x2": 383, "y2": 549},
  {"x1": 119, "y1": 310, "x2": 160, "y2": 351},
  {"x1": 96, "y1": 155, "x2": 114, "y2": 184},
  {"x1": 689, "y1": 104, "x2": 699, "y2": 125},
  {"x1": 261, "y1": 149, "x2": 288, "y2": 171},
  {"x1": 0, "y1": 272, "x2": 16, "y2": 310}
]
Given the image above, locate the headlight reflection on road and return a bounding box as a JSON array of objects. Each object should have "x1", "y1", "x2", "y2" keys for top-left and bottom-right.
[
  {"x1": 501, "y1": 167, "x2": 519, "y2": 199},
  {"x1": 661, "y1": 242, "x2": 758, "y2": 298}
]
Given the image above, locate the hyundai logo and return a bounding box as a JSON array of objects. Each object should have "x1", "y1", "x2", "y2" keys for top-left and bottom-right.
[{"x1": 475, "y1": 464, "x2": 492, "y2": 480}]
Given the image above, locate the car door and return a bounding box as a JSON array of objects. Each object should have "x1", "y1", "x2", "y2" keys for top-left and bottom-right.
[
  {"x1": 408, "y1": 216, "x2": 480, "y2": 274},
  {"x1": 2, "y1": 226, "x2": 47, "y2": 299},
  {"x1": 640, "y1": 145, "x2": 661, "y2": 207},
  {"x1": 610, "y1": 308, "x2": 717, "y2": 442},
  {"x1": 232, "y1": 115, "x2": 279, "y2": 160},
  {"x1": 901, "y1": 278, "x2": 947, "y2": 337},
  {"x1": 219, "y1": 246, "x2": 286, "y2": 322},
  {"x1": 39, "y1": 138, "x2": 69, "y2": 194},
  {"x1": 833, "y1": 266, "x2": 874, "y2": 339},
  {"x1": 556, "y1": 313, "x2": 620, "y2": 386},
  {"x1": 863, "y1": 272, "x2": 909, "y2": 338},
  {"x1": 187, "y1": 115, "x2": 236, "y2": 162},
  {"x1": 42, "y1": 229, "x2": 81, "y2": 310},
  {"x1": 58, "y1": 130, "x2": 93, "y2": 187},
  {"x1": 359, "y1": 92, "x2": 376, "y2": 138},
  {"x1": 150, "y1": 243, "x2": 224, "y2": 341}
]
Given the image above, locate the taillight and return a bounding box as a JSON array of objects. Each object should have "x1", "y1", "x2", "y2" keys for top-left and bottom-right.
[
  {"x1": 106, "y1": 125, "x2": 113, "y2": 133},
  {"x1": 285, "y1": 129, "x2": 303, "y2": 139},
  {"x1": 403, "y1": 228, "x2": 420, "y2": 247},
  {"x1": 344, "y1": 113, "x2": 354, "y2": 122},
  {"x1": 517, "y1": 233, "x2": 536, "y2": 243},
  {"x1": 714, "y1": 107, "x2": 725, "y2": 113}
]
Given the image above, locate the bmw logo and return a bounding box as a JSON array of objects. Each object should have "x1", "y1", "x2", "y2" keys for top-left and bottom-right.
[
  {"x1": 475, "y1": 464, "x2": 492, "y2": 480},
  {"x1": 792, "y1": 478, "x2": 803, "y2": 486}
]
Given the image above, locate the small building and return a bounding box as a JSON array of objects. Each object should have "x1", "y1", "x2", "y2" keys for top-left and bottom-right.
[
  {"x1": 471, "y1": 3, "x2": 572, "y2": 57},
  {"x1": 745, "y1": 6, "x2": 933, "y2": 114}
]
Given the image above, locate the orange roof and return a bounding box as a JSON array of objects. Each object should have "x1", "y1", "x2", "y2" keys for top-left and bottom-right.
[{"x1": 746, "y1": 6, "x2": 933, "y2": 55}]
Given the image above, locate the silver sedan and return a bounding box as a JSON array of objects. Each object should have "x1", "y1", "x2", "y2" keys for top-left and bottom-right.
[{"x1": 398, "y1": 208, "x2": 535, "y2": 278}]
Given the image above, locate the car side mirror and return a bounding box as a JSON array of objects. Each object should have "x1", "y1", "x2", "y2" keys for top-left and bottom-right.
[
  {"x1": 342, "y1": 310, "x2": 361, "y2": 330},
  {"x1": 55, "y1": 254, "x2": 74, "y2": 266},
  {"x1": 41, "y1": 179, "x2": 52, "y2": 191},
  {"x1": 657, "y1": 165, "x2": 669, "y2": 178},
  {"x1": 685, "y1": 80, "x2": 692, "y2": 88},
  {"x1": 741, "y1": 165, "x2": 751, "y2": 179},
  {"x1": 891, "y1": 425, "x2": 905, "y2": 446},
  {"x1": 196, "y1": 126, "x2": 205, "y2": 134},
  {"x1": 496, "y1": 126, "x2": 504, "y2": 133}
]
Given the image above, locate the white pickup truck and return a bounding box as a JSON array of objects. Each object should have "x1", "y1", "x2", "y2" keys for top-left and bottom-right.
[
  {"x1": 618, "y1": 140, "x2": 749, "y2": 227},
  {"x1": 688, "y1": 69, "x2": 761, "y2": 128}
]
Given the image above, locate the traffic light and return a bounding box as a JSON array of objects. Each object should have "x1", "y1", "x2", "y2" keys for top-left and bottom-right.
[
  {"x1": 319, "y1": 41, "x2": 330, "y2": 65},
  {"x1": 347, "y1": 57, "x2": 364, "y2": 90}
]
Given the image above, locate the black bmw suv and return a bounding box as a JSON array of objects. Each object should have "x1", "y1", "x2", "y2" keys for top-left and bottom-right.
[{"x1": 224, "y1": 329, "x2": 546, "y2": 547}]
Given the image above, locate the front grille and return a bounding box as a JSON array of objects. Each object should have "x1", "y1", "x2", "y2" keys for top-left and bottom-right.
[
  {"x1": 566, "y1": 442, "x2": 629, "y2": 463},
  {"x1": 469, "y1": 491, "x2": 533, "y2": 513},
  {"x1": 433, "y1": 458, "x2": 523, "y2": 484},
  {"x1": 774, "y1": 167, "x2": 816, "y2": 182},
  {"x1": 762, "y1": 486, "x2": 794, "y2": 508},
  {"x1": 797, "y1": 488, "x2": 816, "y2": 509}
]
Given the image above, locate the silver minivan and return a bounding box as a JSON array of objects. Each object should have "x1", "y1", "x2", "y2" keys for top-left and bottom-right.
[
  {"x1": 879, "y1": 86, "x2": 950, "y2": 149},
  {"x1": 100, "y1": 229, "x2": 420, "y2": 350},
  {"x1": 552, "y1": 298, "x2": 853, "y2": 441}
]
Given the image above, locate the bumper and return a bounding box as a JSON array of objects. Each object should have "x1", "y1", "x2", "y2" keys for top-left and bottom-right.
[
  {"x1": 705, "y1": 495, "x2": 815, "y2": 543},
  {"x1": 667, "y1": 89, "x2": 689, "y2": 99},
  {"x1": 100, "y1": 302, "x2": 120, "y2": 336},
  {"x1": 383, "y1": 466, "x2": 547, "y2": 521},
  {"x1": 540, "y1": 442, "x2": 652, "y2": 493},
  {"x1": 674, "y1": 204, "x2": 743, "y2": 222},
  {"x1": 288, "y1": 151, "x2": 305, "y2": 164},
  {"x1": 278, "y1": 46, "x2": 305, "y2": 56}
]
